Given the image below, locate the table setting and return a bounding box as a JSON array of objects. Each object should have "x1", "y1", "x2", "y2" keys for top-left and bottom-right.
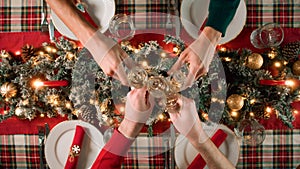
[{"x1": 0, "y1": 0, "x2": 300, "y2": 168}]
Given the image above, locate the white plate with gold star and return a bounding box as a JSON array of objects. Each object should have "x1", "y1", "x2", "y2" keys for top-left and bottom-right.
[
  {"x1": 45, "y1": 120, "x2": 104, "y2": 169},
  {"x1": 180, "y1": 0, "x2": 247, "y2": 44},
  {"x1": 51, "y1": 0, "x2": 115, "y2": 40}
]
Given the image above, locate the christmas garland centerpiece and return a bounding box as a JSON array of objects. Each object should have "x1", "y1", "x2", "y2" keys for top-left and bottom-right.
[
  {"x1": 70, "y1": 35, "x2": 192, "y2": 127},
  {"x1": 0, "y1": 33, "x2": 298, "y2": 130},
  {"x1": 0, "y1": 37, "x2": 78, "y2": 121}
]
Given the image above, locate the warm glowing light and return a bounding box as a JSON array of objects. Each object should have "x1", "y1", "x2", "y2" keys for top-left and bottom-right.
[
  {"x1": 66, "y1": 102, "x2": 72, "y2": 109},
  {"x1": 40, "y1": 113, "x2": 45, "y2": 117},
  {"x1": 202, "y1": 113, "x2": 209, "y2": 120},
  {"x1": 265, "y1": 107, "x2": 272, "y2": 113},
  {"x1": 39, "y1": 51, "x2": 44, "y2": 55},
  {"x1": 158, "y1": 113, "x2": 165, "y2": 120},
  {"x1": 160, "y1": 52, "x2": 167, "y2": 58},
  {"x1": 119, "y1": 106, "x2": 125, "y2": 113},
  {"x1": 250, "y1": 99, "x2": 256, "y2": 104},
  {"x1": 224, "y1": 57, "x2": 231, "y2": 62},
  {"x1": 45, "y1": 46, "x2": 52, "y2": 52},
  {"x1": 285, "y1": 80, "x2": 295, "y2": 87},
  {"x1": 283, "y1": 61, "x2": 288, "y2": 65},
  {"x1": 134, "y1": 49, "x2": 139, "y2": 53},
  {"x1": 66, "y1": 52, "x2": 75, "y2": 60},
  {"x1": 249, "y1": 112, "x2": 255, "y2": 117},
  {"x1": 274, "y1": 61, "x2": 282, "y2": 68},
  {"x1": 268, "y1": 52, "x2": 276, "y2": 59},
  {"x1": 33, "y1": 80, "x2": 44, "y2": 88},
  {"x1": 173, "y1": 46, "x2": 179, "y2": 53},
  {"x1": 89, "y1": 99, "x2": 94, "y2": 104},
  {"x1": 3, "y1": 110, "x2": 8, "y2": 114},
  {"x1": 219, "y1": 47, "x2": 227, "y2": 52},
  {"x1": 73, "y1": 110, "x2": 79, "y2": 116},
  {"x1": 211, "y1": 98, "x2": 218, "y2": 102},
  {"x1": 231, "y1": 111, "x2": 238, "y2": 117},
  {"x1": 141, "y1": 61, "x2": 149, "y2": 67},
  {"x1": 293, "y1": 110, "x2": 298, "y2": 115},
  {"x1": 15, "y1": 51, "x2": 21, "y2": 55},
  {"x1": 53, "y1": 100, "x2": 59, "y2": 105}
]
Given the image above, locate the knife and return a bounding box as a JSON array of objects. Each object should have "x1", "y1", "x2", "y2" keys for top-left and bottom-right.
[
  {"x1": 48, "y1": 18, "x2": 55, "y2": 42},
  {"x1": 174, "y1": 0, "x2": 181, "y2": 38},
  {"x1": 44, "y1": 123, "x2": 50, "y2": 169},
  {"x1": 44, "y1": 123, "x2": 50, "y2": 138}
]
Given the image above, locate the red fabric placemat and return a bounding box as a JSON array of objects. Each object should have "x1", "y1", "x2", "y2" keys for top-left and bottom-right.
[{"x1": 0, "y1": 115, "x2": 67, "y2": 135}]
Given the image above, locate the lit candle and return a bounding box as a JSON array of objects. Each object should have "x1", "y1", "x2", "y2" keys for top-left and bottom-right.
[
  {"x1": 33, "y1": 79, "x2": 68, "y2": 88},
  {"x1": 259, "y1": 79, "x2": 299, "y2": 87},
  {"x1": 259, "y1": 79, "x2": 286, "y2": 86}
]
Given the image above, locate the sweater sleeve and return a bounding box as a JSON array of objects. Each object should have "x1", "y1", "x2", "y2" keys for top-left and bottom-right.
[
  {"x1": 205, "y1": 0, "x2": 240, "y2": 37},
  {"x1": 91, "y1": 129, "x2": 135, "y2": 169}
]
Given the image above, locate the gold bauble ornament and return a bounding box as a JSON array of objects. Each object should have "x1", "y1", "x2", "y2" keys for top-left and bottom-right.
[
  {"x1": 226, "y1": 94, "x2": 244, "y2": 111},
  {"x1": 246, "y1": 53, "x2": 264, "y2": 70},
  {"x1": 292, "y1": 60, "x2": 300, "y2": 75},
  {"x1": 15, "y1": 107, "x2": 26, "y2": 119},
  {"x1": 1, "y1": 82, "x2": 17, "y2": 98}
]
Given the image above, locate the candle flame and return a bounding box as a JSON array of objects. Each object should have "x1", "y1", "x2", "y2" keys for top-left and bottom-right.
[
  {"x1": 285, "y1": 80, "x2": 295, "y2": 87},
  {"x1": 33, "y1": 80, "x2": 44, "y2": 88}
]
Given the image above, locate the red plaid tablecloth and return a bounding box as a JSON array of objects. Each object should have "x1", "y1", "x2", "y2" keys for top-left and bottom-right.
[
  {"x1": 0, "y1": 130, "x2": 299, "y2": 169},
  {"x1": 1, "y1": 0, "x2": 300, "y2": 32},
  {"x1": 0, "y1": 135, "x2": 47, "y2": 169},
  {"x1": 122, "y1": 134, "x2": 172, "y2": 169},
  {"x1": 237, "y1": 130, "x2": 300, "y2": 169}
]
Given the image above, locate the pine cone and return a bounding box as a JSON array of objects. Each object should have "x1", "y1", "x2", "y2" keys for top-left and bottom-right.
[
  {"x1": 21, "y1": 44, "x2": 37, "y2": 62},
  {"x1": 281, "y1": 41, "x2": 300, "y2": 60}
]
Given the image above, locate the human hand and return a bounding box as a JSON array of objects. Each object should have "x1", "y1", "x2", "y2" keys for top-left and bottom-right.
[
  {"x1": 84, "y1": 31, "x2": 135, "y2": 85},
  {"x1": 168, "y1": 96, "x2": 209, "y2": 144},
  {"x1": 168, "y1": 31, "x2": 217, "y2": 88},
  {"x1": 124, "y1": 87, "x2": 154, "y2": 123}
]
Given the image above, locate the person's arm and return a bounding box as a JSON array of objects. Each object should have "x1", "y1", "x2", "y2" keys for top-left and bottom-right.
[
  {"x1": 91, "y1": 88, "x2": 153, "y2": 169},
  {"x1": 169, "y1": 96, "x2": 235, "y2": 169},
  {"x1": 169, "y1": 0, "x2": 240, "y2": 87},
  {"x1": 90, "y1": 120, "x2": 144, "y2": 169},
  {"x1": 189, "y1": 138, "x2": 235, "y2": 169},
  {"x1": 46, "y1": 0, "x2": 132, "y2": 85},
  {"x1": 45, "y1": 0, "x2": 96, "y2": 44}
]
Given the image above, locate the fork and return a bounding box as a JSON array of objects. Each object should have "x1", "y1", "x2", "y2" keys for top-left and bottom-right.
[
  {"x1": 38, "y1": 126, "x2": 45, "y2": 169},
  {"x1": 40, "y1": 0, "x2": 49, "y2": 32}
]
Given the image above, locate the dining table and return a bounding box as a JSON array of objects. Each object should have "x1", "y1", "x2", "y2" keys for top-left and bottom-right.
[{"x1": 0, "y1": 0, "x2": 300, "y2": 168}]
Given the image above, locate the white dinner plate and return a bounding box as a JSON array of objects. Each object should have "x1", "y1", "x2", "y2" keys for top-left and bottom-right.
[
  {"x1": 45, "y1": 120, "x2": 104, "y2": 169},
  {"x1": 51, "y1": 0, "x2": 115, "y2": 40},
  {"x1": 180, "y1": 0, "x2": 247, "y2": 44},
  {"x1": 174, "y1": 124, "x2": 240, "y2": 169}
]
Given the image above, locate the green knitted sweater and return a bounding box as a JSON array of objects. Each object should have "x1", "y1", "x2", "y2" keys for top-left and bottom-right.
[{"x1": 205, "y1": 0, "x2": 240, "y2": 37}]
